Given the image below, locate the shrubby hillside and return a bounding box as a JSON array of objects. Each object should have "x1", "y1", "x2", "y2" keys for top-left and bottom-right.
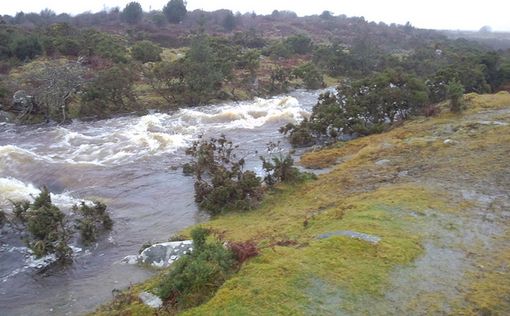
[{"x1": 0, "y1": 1, "x2": 509, "y2": 124}]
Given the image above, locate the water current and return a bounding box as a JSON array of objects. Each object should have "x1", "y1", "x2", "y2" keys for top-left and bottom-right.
[{"x1": 0, "y1": 89, "x2": 323, "y2": 315}]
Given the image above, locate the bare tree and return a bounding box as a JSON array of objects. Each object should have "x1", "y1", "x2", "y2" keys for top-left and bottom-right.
[{"x1": 20, "y1": 60, "x2": 85, "y2": 123}]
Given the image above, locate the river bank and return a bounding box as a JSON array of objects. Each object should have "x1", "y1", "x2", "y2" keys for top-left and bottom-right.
[
  {"x1": 95, "y1": 92, "x2": 510, "y2": 315},
  {"x1": 0, "y1": 89, "x2": 322, "y2": 315}
]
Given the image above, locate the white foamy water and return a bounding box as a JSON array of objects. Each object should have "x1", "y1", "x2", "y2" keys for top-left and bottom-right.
[
  {"x1": 0, "y1": 95, "x2": 309, "y2": 166},
  {"x1": 0, "y1": 177, "x2": 89, "y2": 209},
  {"x1": 0, "y1": 89, "x2": 323, "y2": 316}
]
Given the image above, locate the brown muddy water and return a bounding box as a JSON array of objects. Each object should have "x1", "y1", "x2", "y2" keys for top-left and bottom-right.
[{"x1": 0, "y1": 90, "x2": 324, "y2": 315}]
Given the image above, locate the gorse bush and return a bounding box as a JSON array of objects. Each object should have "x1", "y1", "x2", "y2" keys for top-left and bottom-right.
[
  {"x1": 185, "y1": 137, "x2": 313, "y2": 213},
  {"x1": 9, "y1": 187, "x2": 113, "y2": 263},
  {"x1": 282, "y1": 69, "x2": 430, "y2": 146},
  {"x1": 447, "y1": 79, "x2": 465, "y2": 113},
  {"x1": 11, "y1": 200, "x2": 30, "y2": 222},
  {"x1": 260, "y1": 141, "x2": 308, "y2": 186},
  {"x1": 293, "y1": 62, "x2": 324, "y2": 89},
  {"x1": 73, "y1": 201, "x2": 113, "y2": 245},
  {"x1": 131, "y1": 40, "x2": 162, "y2": 63},
  {"x1": 21, "y1": 187, "x2": 72, "y2": 261},
  {"x1": 156, "y1": 227, "x2": 236, "y2": 310},
  {"x1": 184, "y1": 135, "x2": 263, "y2": 214}
]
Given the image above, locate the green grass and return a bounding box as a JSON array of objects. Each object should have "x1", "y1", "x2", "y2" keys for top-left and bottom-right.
[{"x1": 93, "y1": 92, "x2": 510, "y2": 315}]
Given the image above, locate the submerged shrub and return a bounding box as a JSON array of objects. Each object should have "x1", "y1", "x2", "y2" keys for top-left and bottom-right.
[
  {"x1": 73, "y1": 201, "x2": 113, "y2": 245},
  {"x1": 11, "y1": 200, "x2": 30, "y2": 222},
  {"x1": 17, "y1": 187, "x2": 72, "y2": 261},
  {"x1": 0, "y1": 209, "x2": 6, "y2": 226},
  {"x1": 8, "y1": 187, "x2": 114, "y2": 263}
]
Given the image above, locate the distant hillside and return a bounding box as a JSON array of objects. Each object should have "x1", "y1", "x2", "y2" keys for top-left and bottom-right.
[
  {"x1": 1, "y1": 4, "x2": 509, "y2": 124},
  {"x1": 441, "y1": 29, "x2": 510, "y2": 50}
]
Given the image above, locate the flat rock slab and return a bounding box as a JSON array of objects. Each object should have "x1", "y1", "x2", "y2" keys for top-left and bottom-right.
[
  {"x1": 121, "y1": 240, "x2": 193, "y2": 268},
  {"x1": 317, "y1": 230, "x2": 381, "y2": 244}
]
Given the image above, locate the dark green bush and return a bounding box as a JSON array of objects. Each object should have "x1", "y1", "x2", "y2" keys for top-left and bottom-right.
[
  {"x1": 55, "y1": 38, "x2": 81, "y2": 56},
  {"x1": 279, "y1": 122, "x2": 314, "y2": 147},
  {"x1": 9, "y1": 187, "x2": 113, "y2": 263},
  {"x1": 293, "y1": 62, "x2": 324, "y2": 89},
  {"x1": 19, "y1": 187, "x2": 72, "y2": 261},
  {"x1": 282, "y1": 70, "x2": 429, "y2": 146},
  {"x1": 269, "y1": 66, "x2": 291, "y2": 93},
  {"x1": 163, "y1": 0, "x2": 187, "y2": 24},
  {"x1": 260, "y1": 141, "x2": 304, "y2": 186},
  {"x1": 0, "y1": 209, "x2": 6, "y2": 227},
  {"x1": 285, "y1": 34, "x2": 313, "y2": 55},
  {"x1": 11, "y1": 35, "x2": 42, "y2": 60},
  {"x1": 81, "y1": 30, "x2": 129, "y2": 63},
  {"x1": 73, "y1": 201, "x2": 113, "y2": 245},
  {"x1": 447, "y1": 79, "x2": 465, "y2": 113},
  {"x1": 156, "y1": 227, "x2": 235, "y2": 309},
  {"x1": 185, "y1": 135, "x2": 263, "y2": 214},
  {"x1": 131, "y1": 40, "x2": 162, "y2": 63},
  {"x1": 81, "y1": 65, "x2": 137, "y2": 117},
  {"x1": 11, "y1": 200, "x2": 30, "y2": 222},
  {"x1": 265, "y1": 41, "x2": 292, "y2": 59}
]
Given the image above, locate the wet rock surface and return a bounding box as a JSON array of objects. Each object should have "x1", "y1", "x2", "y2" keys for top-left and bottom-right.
[
  {"x1": 122, "y1": 240, "x2": 193, "y2": 268},
  {"x1": 138, "y1": 291, "x2": 162, "y2": 309}
]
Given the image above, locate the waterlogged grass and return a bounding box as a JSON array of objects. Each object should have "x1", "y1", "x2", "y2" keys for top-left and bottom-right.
[
  {"x1": 94, "y1": 92, "x2": 510, "y2": 315},
  {"x1": 183, "y1": 184, "x2": 449, "y2": 315}
]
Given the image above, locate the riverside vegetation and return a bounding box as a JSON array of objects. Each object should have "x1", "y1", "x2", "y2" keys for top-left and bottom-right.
[
  {"x1": 94, "y1": 92, "x2": 510, "y2": 314},
  {"x1": 1, "y1": 1, "x2": 510, "y2": 123},
  {"x1": 0, "y1": 1, "x2": 509, "y2": 315},
  {"x1": 2, "y1": 187, "x2": 113, "y2": 263}
]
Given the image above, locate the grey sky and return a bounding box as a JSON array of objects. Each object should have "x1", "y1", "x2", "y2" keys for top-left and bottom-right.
[{"x1": 1, "y1": 0, "x2": 509, "y2": 31}]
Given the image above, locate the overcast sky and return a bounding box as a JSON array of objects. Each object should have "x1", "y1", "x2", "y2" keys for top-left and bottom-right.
[{"x1": 1, "y1": 0, "x2": 509, "y2": 31}]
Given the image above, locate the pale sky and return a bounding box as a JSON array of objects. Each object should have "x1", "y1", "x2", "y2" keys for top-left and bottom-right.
[{"x1": 1, "y1": 0, "x2": 509, "y2": 31}]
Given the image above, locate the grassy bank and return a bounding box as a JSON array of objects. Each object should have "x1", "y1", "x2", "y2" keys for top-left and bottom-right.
[{"x1": 95, "y1": 92, "x2": 510, "y2": 315}]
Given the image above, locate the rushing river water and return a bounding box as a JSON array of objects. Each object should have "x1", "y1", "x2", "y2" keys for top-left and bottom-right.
[{"x1": 0, "y1": 89, "x2": 323, "y2": 315}]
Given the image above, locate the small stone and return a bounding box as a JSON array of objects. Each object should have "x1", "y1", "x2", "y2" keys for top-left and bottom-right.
[
  {"x1": 397, "y1": 170, "x2": 409, "y2": 177},
  {"x1": 443, "y1": 139, "x2": 457, "y2": 145},
  {"x1": 138, "y1": 291, "x2": 162, "y2": 309},
  {"x1": 375, "y1": 159, "x2": 391, "y2": 166}
]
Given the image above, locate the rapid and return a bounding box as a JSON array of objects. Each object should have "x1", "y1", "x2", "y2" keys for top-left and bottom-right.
[{"x1": 0, "y1": 90, "x2": 322, "y2": 315}]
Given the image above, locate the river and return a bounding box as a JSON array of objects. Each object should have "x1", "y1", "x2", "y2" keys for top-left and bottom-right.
[{"x1": 0, "y1": 89, "x2": 322, "y2": 315}]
